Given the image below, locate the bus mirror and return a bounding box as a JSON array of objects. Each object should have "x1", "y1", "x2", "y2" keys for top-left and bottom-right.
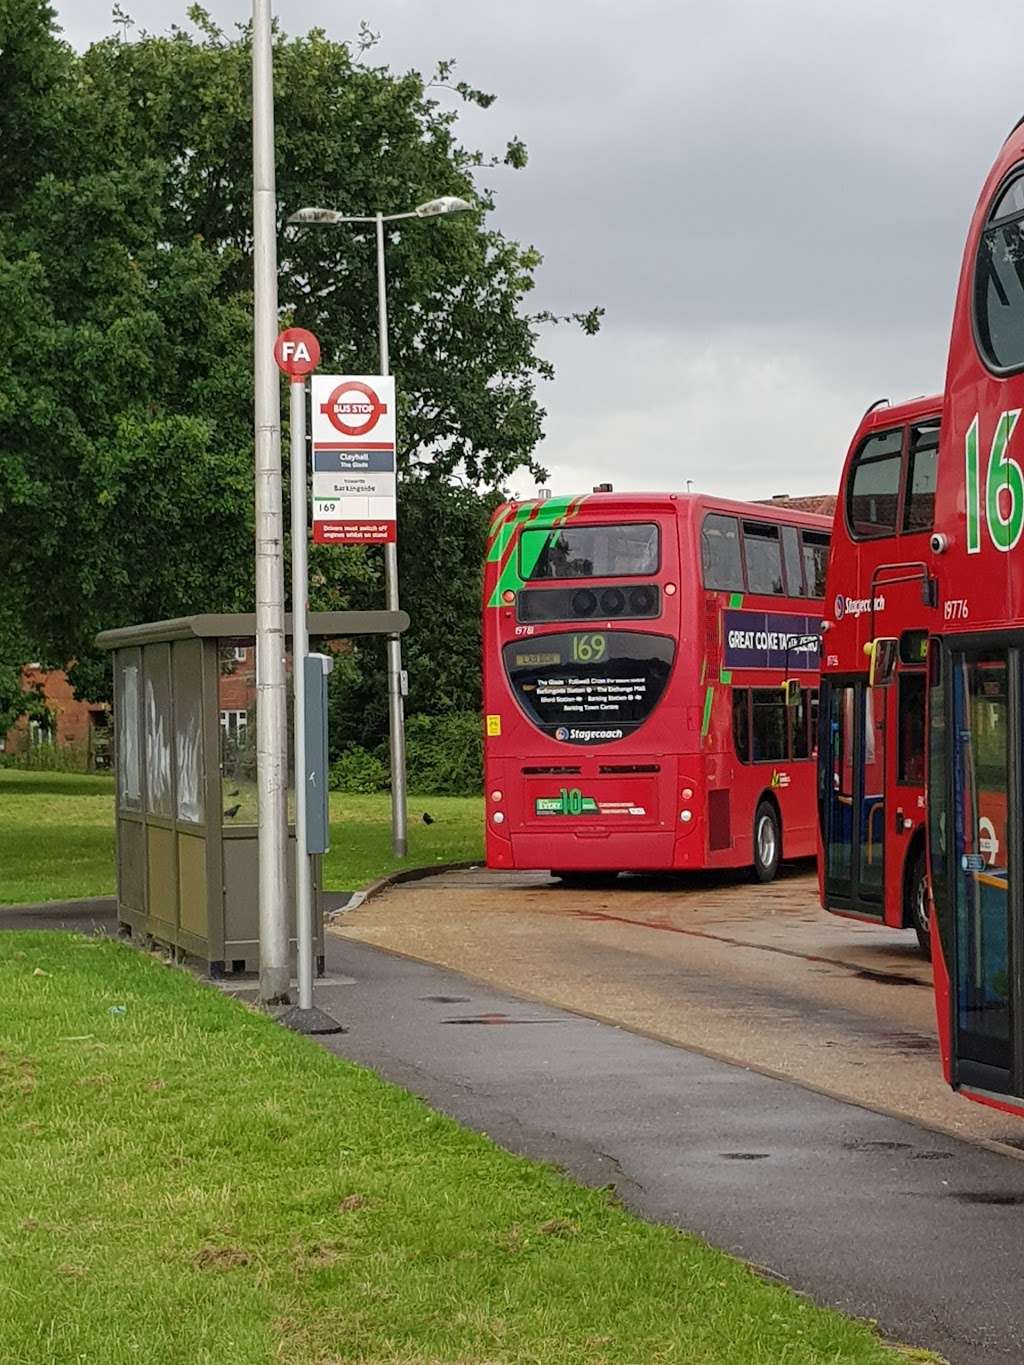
[
  {"x1": 781, "y1": 679, "x2": 801, "y2": 707},
  {"x1": 867, "y1": 638, "x2": 898, "y2": 688}
]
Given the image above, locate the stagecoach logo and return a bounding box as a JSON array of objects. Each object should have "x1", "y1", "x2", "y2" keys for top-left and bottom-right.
[
  {"x1": 555, "y1": 725, "x2": 625, "y2": 743},
  {"x1": 833, "y1": 592, "x2": 885, "y2": 621}
]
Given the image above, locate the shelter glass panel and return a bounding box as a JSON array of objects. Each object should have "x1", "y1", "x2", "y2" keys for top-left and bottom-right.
[
  {"x1": 116, "y1": 650, "x2": 142, "y2": 812},
  {"x1": 173, "y1": 640, "x2": 205, "y2": 825},
  {"x1": 143, "y1": 645, "x2": 173, "y2": 818},
  {"x1": 219, "y1": 639, "x2": 258, "y2": 827}
]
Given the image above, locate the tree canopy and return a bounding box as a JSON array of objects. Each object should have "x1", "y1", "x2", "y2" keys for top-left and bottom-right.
[{"x1": 0, "y1": 2, "x2": 599, "y2": 723}]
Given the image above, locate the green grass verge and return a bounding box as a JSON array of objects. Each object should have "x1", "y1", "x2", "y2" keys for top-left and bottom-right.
[
  {"x1": 0, "y1": 931, "x2": 916, "y2": 1365},
  {"x1": 320, "y1": 793, "x2": 482, "y2": 890},
  {"x1": 0, "y1": 771, "x2": 117, "y2": 904},
  {"x1": 0, "y1": 771, "x2": 482, "y2": 904}
]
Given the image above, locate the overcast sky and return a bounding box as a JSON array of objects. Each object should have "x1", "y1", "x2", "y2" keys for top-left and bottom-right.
[{"x1": 57, "y1": 1, "x2": 1023, "y2": 500}]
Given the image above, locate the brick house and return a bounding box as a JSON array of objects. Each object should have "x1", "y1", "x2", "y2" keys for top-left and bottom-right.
[{"x1": 2, "y1": 665, "x2": 111, "y2": 768}]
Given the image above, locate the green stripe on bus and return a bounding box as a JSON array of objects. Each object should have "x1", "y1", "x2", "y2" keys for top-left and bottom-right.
[
  {"x1": 728, "y1": 592, "x2": 744, "y2": 608},
  {"x1": 700, "y1": 685, "x2": 714, "y2": 737},
  {"x1": 720, "y1": 669, "x2": 732, "y2": 684}
]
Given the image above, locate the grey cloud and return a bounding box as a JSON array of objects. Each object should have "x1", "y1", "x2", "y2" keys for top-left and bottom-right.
[{"x1": 55, "y1": 0, "x2": 1024, "y2": 495}]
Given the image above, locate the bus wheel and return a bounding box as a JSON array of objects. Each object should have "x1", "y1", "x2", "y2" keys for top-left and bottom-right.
[
  {"x1": 909, "y1": 852, "x2": 931, "y2": 959},
  {"x1": 751, "y1": 802, "x2": 780, "y2": 883}
]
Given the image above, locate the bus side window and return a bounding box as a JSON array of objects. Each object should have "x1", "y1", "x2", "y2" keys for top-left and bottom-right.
[
  {"x1": 751, "y1": 688, "x2": 787, "y2": 761},
  {"x1": 743, "y1": 523, "x2": 785, "y2": 595},
  {"x1": 898, "y1": 672, "x2": 927, "y2": 784},
  {"x1": 801, "y1": 530, "x2": 830, "y2": 598},
  {"x1": 780, "y1": 525, "x2": 805, "y2": 596},
  {"x1": 732, "y1": 689, "x2": 750, "y2": 761},
  {"x1": 701, "y1": 514, "x2": 744, "y2": 591},
  {"x1": 847, "y1": 428, "x2": 903, "y2": 538},
  {"x1": 903, "y1": 422, "x2": 940, "y2": 533}
]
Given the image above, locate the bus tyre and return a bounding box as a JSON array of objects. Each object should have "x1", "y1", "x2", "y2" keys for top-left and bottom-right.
[
  {"x1": 910, "y1": 852, "x2": 931, "y2": 959},
  {"x1": 752, "y1": 802, "x2": 780, "y2": 883}
]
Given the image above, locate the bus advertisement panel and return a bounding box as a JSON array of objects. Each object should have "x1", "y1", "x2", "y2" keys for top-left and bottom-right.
[
  {"x1": 482, "y1": 492, "x2": 831, "y2": 882},
  {"x1": 927, "y1": 115, "x2": 1024, "y2": 1114},
  {"x1": 818, "y1": 395, "x2": 941, "y2": 955}
]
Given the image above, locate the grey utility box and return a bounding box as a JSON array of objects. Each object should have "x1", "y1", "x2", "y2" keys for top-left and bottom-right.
[{"x1": 95, "y1": 611, "x2": 408, "y2": 975}]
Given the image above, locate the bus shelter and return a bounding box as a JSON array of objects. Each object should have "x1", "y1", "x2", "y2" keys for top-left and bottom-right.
[{"x1": 95, "y1": 611, "x2": 406, "y2": 975}]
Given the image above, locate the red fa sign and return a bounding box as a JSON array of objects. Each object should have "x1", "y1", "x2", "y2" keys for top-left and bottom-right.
[
  {"x1": 273, "y1": 328, "x2": 321, "y2": 379},
  {"x1": 319, "y1": 379, "x2": 388, "y2": 438}
]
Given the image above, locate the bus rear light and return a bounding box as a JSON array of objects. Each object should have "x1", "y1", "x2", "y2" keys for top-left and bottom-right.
[
  {"x1": 665, "y1": 583, "x2": 677, "y2": 596},
  {"x1": 680, "y1": 809, "x2": 693, "y2": 822},
  {"x1": 493, "y1": 811, "x2": 505, "y2": 824},
  {"x1": 681, "y1": 787, "x2": 693, "y2": 800},
  {"x1": 502, "y1": 590, "x2": 516, "y2": 604},
  {"x1": 490, "y1": 789, "x2": 503, "y2": 801}
]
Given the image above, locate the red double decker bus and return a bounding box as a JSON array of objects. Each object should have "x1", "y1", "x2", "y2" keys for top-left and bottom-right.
[
  {"x1": 923, "y1": 116, "x2": 1024, "y2": 1112},
  {"x1": 482, "y1": 490, "x2": 831, "y2": 881},
  {"x1": 818, "y1": 394, "x2": 941, "y2": 956}
]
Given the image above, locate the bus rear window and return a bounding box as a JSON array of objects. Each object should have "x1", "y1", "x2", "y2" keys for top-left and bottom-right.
[
  {"x1": 502, "y1": 631, "x2": 674, "y2": 744},
  {"x1": 521, "y1": 523, "x2": 659, "y2": 580}
]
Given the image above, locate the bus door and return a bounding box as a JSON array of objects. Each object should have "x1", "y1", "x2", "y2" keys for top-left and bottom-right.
[
  {"x1": 823, "y1": 680, "x2": 886, "y2": 914},
  {"x1": 947, "y1": 650, "x2": 1014, "y2": 1093}
]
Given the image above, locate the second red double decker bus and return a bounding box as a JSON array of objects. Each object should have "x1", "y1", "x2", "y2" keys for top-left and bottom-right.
[
  {"x1": 482, "y1": 490, "x2": 831, "y2": 881},
  {"x1": 818, "y1": 394, "x2": 941, "y2": 955}
]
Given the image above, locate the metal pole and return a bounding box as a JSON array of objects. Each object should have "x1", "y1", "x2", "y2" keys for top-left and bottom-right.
[
  {"x1": 289, "y1": 378, "x2": 314, "y2": 1010},
  {"x1": 252, "y1": 0, "x2": 290, "y2": 1004},
  {"x1": 376, "y1": 211, "x2": 408, "y2": 857}
]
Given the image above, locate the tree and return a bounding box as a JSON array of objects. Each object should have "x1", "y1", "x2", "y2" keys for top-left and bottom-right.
[
  {"x1": 329, "y1": 479, "x2": 500, "y2": 755},
  {"x1": 0, "y1": 6, "x2": 599, "y2": 703},
  {"x1": 0, "y1": 604, "x2": 49, "y2": 737}
]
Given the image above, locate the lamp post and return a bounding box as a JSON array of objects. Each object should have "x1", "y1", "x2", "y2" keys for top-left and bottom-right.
[
  {"x1": 251, "y1": 0, "x2": 290, "y2": 1004},
  {"x1": 288, "y1": 196, "x2": 472, "y2": 858}
]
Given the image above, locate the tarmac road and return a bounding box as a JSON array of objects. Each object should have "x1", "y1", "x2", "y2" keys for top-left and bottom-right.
[
  {"x1": 319, "y1": 935, "x2": 1024, "y2": 1365},
  {"x1": 333, "y1": 863, "x2": 1024, "y2": 1152}
]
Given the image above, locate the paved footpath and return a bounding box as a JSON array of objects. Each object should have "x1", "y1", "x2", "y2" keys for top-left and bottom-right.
[{"x1": 312, "y1": 934, "x2": 1024, "y2": 1365}]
